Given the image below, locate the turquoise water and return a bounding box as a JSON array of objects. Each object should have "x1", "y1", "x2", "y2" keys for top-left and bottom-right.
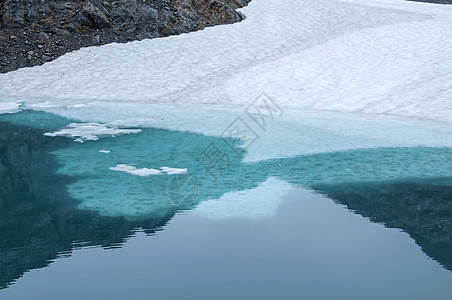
[{"x1": 1, "y1": 110, "x2": 452, "y2": 298}]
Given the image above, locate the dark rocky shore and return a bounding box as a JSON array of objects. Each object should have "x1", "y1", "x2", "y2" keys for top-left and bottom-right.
[
  {"x1": 0, "y1": 0, "x2": 250, "y2": 73},
  {"x1": 1, "y1": 0, "x2": 450, "y2": 74},
  {"x1": 410, "y1": 0, "x2": 452, "y2": 3}
]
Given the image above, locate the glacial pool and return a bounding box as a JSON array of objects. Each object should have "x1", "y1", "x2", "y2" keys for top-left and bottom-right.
[{"x1": 1, "y1": 109, "x2": 452, "y2": 299}]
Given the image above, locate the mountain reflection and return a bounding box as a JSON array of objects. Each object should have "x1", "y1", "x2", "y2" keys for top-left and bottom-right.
[
  {"x1": 312, "y1": 180, "x2": 452, "y2": 271},
  {"x1": 1, "y1": 111, "x2": 452, "y2": 289}
]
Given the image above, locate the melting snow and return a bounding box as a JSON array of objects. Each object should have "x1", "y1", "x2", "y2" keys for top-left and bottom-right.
[{"x1": 0, "y1": 0, "x2": 451, "y2": 124}]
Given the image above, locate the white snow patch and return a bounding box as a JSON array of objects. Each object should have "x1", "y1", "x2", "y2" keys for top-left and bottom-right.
[
  {"x1": 43, "y1": 122, "x2": 141, "y2": 142},
  {"x1": 1, "y1": 0, "x2": 452, "y2": 125},
  {"x1": 109, "y1": 164, "x2": 162, "y2": 176}
]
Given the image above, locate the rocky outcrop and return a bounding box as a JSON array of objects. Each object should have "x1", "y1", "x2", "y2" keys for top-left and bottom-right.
[{"x1": 0, "y1": 0, "x2": 250, "y2": 73}]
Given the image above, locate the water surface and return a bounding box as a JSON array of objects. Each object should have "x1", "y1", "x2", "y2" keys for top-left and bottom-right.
[{"x1": 1, "y1": 110, "x2": 451, "y2": 299}]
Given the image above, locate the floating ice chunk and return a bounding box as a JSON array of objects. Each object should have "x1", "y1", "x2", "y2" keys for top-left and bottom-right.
[
  {"x1": 99, "y1": 150, "x2": 111, "y2": 153},
  {"x1": 160, "y1": 167, "x2": 188, "y2": 175},
  {"x1": 109, "y1": 165, "x2": 187, "y2": 176},
  {"x1": 44, "y1": 122, "x2": 141, "y2": 142},
  {"x1": 0, "y1": 102, "x2": 21, "y2": 114},
  {"x1": 109, "y1": 164, "x2": 162, "y2": 176}
]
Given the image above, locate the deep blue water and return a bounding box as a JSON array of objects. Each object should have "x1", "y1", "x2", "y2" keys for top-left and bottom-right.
[{"x1": 1, "y1": 110, "x2": 452, "y2": 299}]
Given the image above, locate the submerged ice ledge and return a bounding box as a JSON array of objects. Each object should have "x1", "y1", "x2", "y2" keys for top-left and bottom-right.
[
  {"x1": 0, "y1": 102, "x2": 21, "y2": 114},
  {"x1": 46, "y1": 112, "x2": 452, "y2": 220}
]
